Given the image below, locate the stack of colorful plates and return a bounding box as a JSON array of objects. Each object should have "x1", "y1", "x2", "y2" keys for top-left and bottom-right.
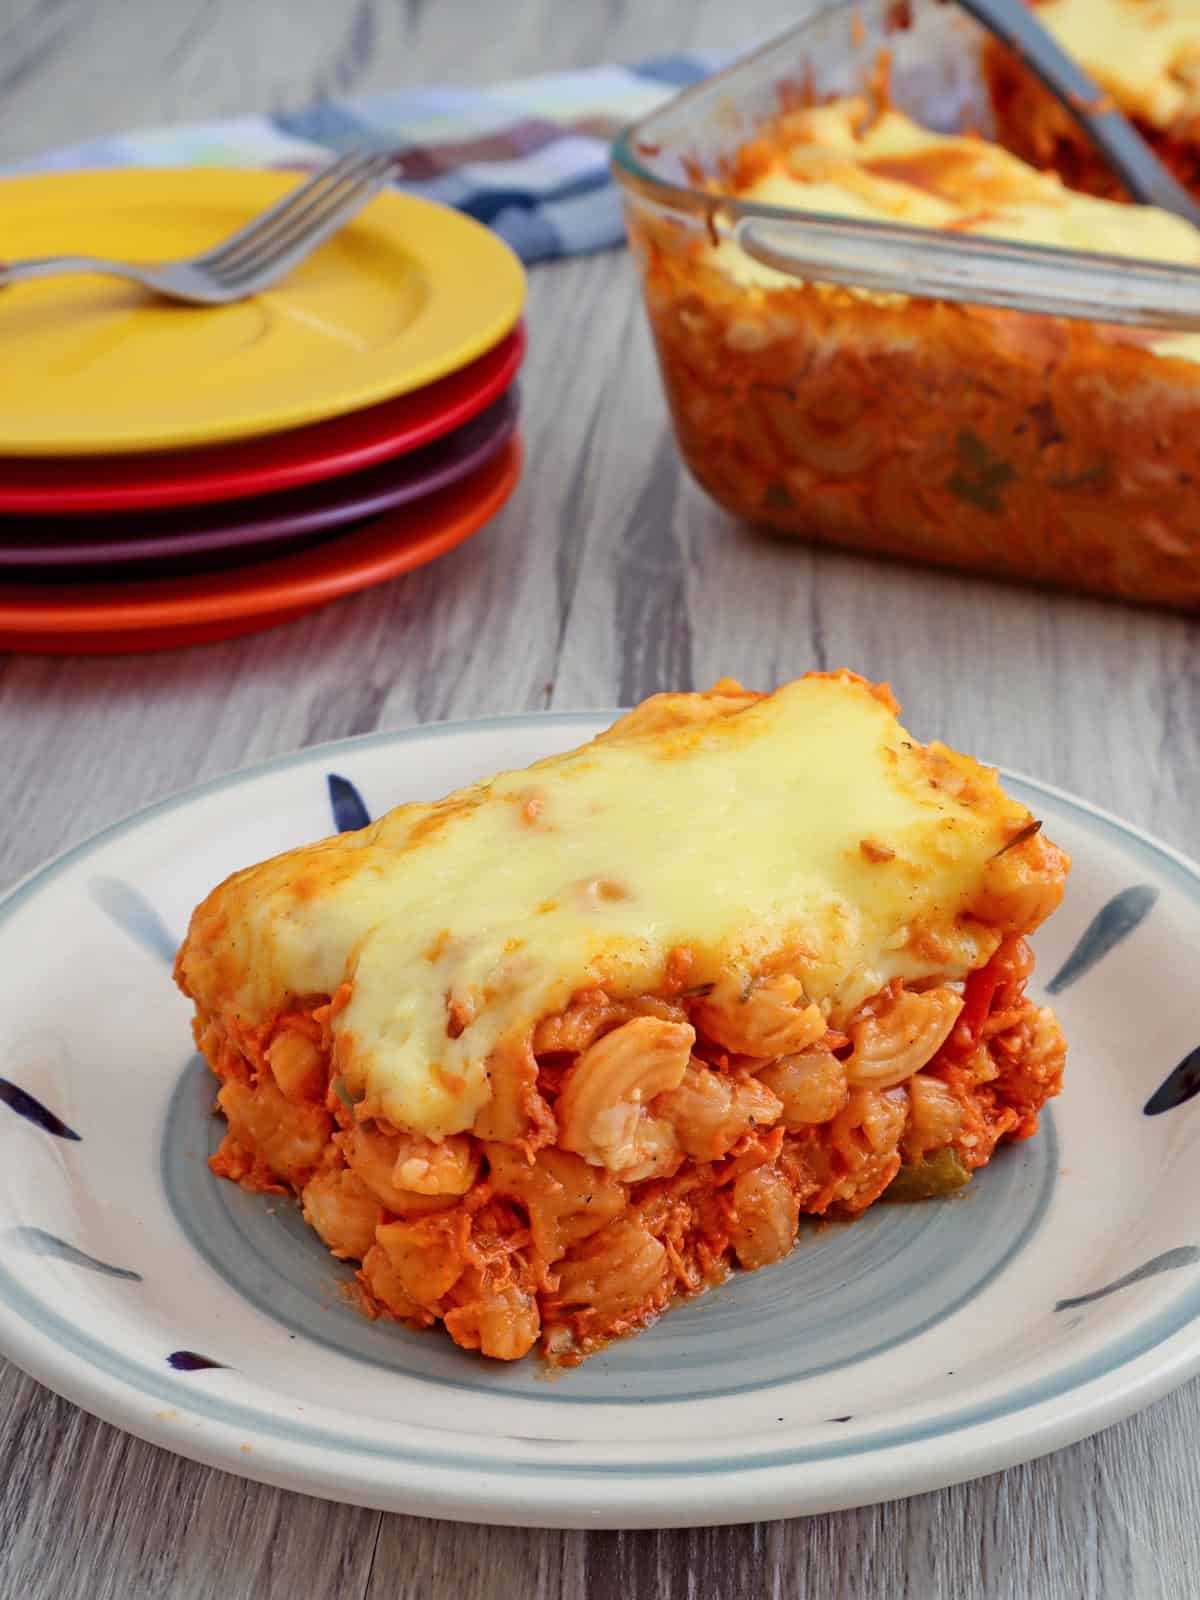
[{"x1": 0, "y1": 170, "x2": 527, "y2": 653}]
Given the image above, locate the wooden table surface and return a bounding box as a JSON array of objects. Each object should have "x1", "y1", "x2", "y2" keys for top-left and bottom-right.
[{"x1": 2, "y1": 2, "x2": 1198, "y2": 1595}]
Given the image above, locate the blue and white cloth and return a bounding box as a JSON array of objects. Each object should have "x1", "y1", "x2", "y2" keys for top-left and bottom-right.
[{"x1": 4, "y1": 57, "x2": 720, "y2": 264}]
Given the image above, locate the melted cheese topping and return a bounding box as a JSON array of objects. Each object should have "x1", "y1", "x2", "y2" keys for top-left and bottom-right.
[
  {"x1": 742, "y1": 106, "x2": 1200, "y2": 259},
  {"x1": 177, "y1": 675, "x2": 1038, "y2": 1138},
  {"x1": 1035, "y1": 0, "x2": 1200, "y2": 129},
  {"x1": 715, "y1": 102, "x2": 1200, "y2": 361}
]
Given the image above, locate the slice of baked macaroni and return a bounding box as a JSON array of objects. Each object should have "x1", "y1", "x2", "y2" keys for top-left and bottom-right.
[{"x1": 176, "y1": 673, "x2": 1069, "y2": 1365}]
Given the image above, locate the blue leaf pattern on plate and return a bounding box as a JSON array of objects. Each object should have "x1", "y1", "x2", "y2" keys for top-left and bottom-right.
[
  {"x1": 0, "y1": 1079, "x2": 80, "y2": 1140},
  {"x1": 6, "y1": 1226, "x2": 140, "y2": 1280},
  {"x1": 167, "y1": 1350, "x2": 227, "y2": 1372},
  {"x1": 327, "y1": 774, "x2": 371, "y2": 833},
  {"x1": 90, "y1": 876, "x2": 177, "y2": 966},
  {"x1": 1145, "y1": 1045, "x2": 1200, "y2": 1116},
  {"x1": 1054, "y1": 1246, "x2": 1200, "y2": 1311},
  {"x1": 1046, "y1": 885, "x2": 1158, "y2": 995}
]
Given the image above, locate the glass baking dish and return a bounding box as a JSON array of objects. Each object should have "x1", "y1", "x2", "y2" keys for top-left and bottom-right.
[{"x1": 611, "y1": 0, "x2": 1200, "y2": 611}]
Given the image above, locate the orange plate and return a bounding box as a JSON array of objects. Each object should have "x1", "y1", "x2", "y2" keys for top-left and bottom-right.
[{"x1": 0, "y1": 438, "x2": 520, "y2": 655}]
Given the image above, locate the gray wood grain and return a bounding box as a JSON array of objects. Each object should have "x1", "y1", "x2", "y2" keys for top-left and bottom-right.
[{"x1": 0, "y1": 1, "x2": 1198, "y2": 1596}]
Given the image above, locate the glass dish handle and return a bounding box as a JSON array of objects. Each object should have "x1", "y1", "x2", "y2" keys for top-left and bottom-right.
[{"x1": 734, "y1": 214, "x2": 1200, "y2": 330}]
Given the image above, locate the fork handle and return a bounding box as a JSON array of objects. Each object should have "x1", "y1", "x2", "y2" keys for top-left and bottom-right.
[{"x1": 0, "y1": 256, "x2": 138, "y2": 288}]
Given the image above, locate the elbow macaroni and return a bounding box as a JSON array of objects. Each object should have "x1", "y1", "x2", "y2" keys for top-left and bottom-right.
[{"x1": 557, "y1": 1017, "x2": 693, "y2": 1181}]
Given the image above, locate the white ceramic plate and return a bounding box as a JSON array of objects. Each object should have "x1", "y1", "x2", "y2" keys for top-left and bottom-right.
[{"x1": 1, "y1": 713, "x2": 1198, "y2": 1529}]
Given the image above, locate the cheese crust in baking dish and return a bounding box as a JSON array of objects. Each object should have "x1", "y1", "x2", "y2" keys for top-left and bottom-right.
[
  {"x1": 176, "y1": 674, "x2": 1069, "y2": 1365},
  {"x1": 721, "y1": 101, "x2": 1200, "y2": 359}
]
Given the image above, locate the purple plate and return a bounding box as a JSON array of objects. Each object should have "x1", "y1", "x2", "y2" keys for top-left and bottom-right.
[{"x1": 0, "y1": 390, "x2": 517, "y2": 575}]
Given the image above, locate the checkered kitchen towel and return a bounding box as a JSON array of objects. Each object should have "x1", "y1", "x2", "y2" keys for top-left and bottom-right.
[{"x1": 4, "y1": 56, "x2": 718, "y2": 264}]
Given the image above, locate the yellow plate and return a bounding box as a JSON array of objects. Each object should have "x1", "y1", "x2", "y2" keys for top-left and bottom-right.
[{"x1": 0, "y1": 169, "x2": 526, "y2": 455}]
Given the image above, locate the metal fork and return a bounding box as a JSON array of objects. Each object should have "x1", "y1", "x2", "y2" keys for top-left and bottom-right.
[{"x1": 0, "y1": 151, "x2": 396, "y2": 305}]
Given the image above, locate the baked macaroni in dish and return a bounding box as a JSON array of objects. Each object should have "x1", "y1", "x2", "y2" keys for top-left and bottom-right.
[
  {"x1": 628, "y1": 98, "x2": 1200, "y2": 608},
  {"x1": 987, "y1": 0, "x2": 1200, "y2": 200},
  {"x1": 177, "y1": 674, "x2": 1069, "y2": 1365}
]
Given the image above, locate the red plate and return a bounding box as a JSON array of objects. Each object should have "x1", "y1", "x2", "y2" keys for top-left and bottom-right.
[
  {"x1": 0, "y1": 324, "x2": 524, "y2": 516},
  {"x1": 0, "y1": 437, "x2": 521, "y2": 655}
]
